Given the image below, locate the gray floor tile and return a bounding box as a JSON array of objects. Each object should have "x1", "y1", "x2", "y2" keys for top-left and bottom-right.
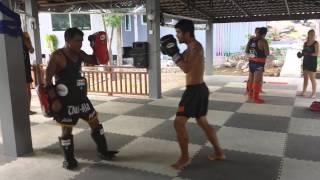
[
  {"x1": 225, "y1": 113, "x2": 290, "y2": 133},
  {"x1": 280, "y1": 158, "x2": 320, "y2": 180},
  {"x1": 43, "y1": 130, "x2": 136, "y2": 162},
  {"x1": 291, "y1": 106, "x2": 320, "y2": 120},
  {"x1": 179, "y1": 147, "x2": 281, "y2": 180},
  {"x1": 111, "y1": 97, "x2": 154, "y2": 104},
  {"x1": 215, "y1": 87, "x2": 245, "y2": 94},
  {"x1": 72, "y1": 163, "x2": 172, "y2": 180},
  {"x1": 208, "y1": 100, "x2": 242, "y2": 112},
  {"x1": 257, "y1": 96, "x2": 295, "y2": 106},
  {"x1": 263, "y1": 83, "x2": 297, "y2": 90},
  {"x1": 125, "y1": 105, "x2": 177, "y2": 119},
  {"x1": 143, "y1": 120, "x2": 220, "y2": 145},
  {"x1": 285, "y1": 134, "x2": 320, "y2": 161},
  {"x1": 163, "y1": 88, "x2": 184, "y2": 98}
]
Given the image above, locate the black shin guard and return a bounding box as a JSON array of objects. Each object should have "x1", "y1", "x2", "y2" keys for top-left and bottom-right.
[
  {"x1": 91, "y1": 124, "x2": 118, "y2": 160},
  {"x1": 59, "y1": 135, "x2": 78, "y2": 170}
]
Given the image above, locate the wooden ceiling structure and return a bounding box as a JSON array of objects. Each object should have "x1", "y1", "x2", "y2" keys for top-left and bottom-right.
[{"x1": 14, "y1": 0, "x2": 320, "y2": 23}]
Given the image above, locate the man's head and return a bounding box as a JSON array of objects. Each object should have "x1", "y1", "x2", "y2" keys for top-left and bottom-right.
[
  {"x1": 255, "y1": 27, "x2": 260, "y2": 37},
  {"x1": 175, "y1": 19, "x2": 195, "y2": 43},
  {"x1": 64, "y1": 27, "x2": 84, "y2": 52},
  {"x1": 258, "y1": 27, "x2": 268, "y2": 38}
]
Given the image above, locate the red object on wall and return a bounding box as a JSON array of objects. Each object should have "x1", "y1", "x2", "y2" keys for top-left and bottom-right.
[{"x1": 94, "y1": 31, "x2": 109, "y2": 64}]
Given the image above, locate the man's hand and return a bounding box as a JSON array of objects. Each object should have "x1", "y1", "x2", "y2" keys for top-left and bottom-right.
[{"x1": 160, "y1": 34, "x2": 182, "y2": 63}]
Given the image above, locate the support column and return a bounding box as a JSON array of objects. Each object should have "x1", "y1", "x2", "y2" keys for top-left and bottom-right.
[
  {"x1": 205, "y1": 21, "x2": 214, "y2": 75},
  {"x1": 146, "y1": 0, "x2": 161, "y2": 98},
  {"x1": 0, "y1": 1, "x2": 33, "y2": 157},
  {"x1": 25, "y1": 0, "x2": 42, "y2": 84}
]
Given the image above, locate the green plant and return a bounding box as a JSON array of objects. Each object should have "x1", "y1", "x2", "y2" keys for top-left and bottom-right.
[{"x1": 44, "y1": 34, "x2": 58, "y2": 53}]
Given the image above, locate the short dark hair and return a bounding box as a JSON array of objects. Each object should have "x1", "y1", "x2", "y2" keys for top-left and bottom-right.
[
  {"x1": 175, "y1": 19, "x2": 195, "y2": 37},
  {"x1": 64, "y1": 27, "x2": 84, "y2": 41},
  {"x1": 259, "y1": 27, "x2": 268, "y2": 36}
]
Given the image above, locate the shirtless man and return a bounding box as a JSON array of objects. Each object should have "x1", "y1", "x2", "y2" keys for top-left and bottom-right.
[
  {"x1": 45, "y1": 27, "x2": 117, "y2": 170},
  {"x1": 160, "y1": 19, "x2": 225, "y2": 170}
]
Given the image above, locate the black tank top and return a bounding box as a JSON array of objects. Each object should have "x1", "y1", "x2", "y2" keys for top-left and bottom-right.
[
  {"x1": 303, "y1": 41, "x2": 317, "y2": 61},
  {"x1": 55, "y1": 49, "x2": 82, "y2": 82},
  {"x1": 247, "y1": 38, "x2": 267, "y2": 58}
]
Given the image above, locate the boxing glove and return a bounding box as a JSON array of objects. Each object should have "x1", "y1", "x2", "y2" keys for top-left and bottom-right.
[
  {"x1": 297, "y1": 52, "x2": 303, "y2": 58},
  {"x1": 160, "y1": 35, "x2": 182, "y2": 63}
]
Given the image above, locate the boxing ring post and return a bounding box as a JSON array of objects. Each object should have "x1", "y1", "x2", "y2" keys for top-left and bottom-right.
[
  {"x1": 146, "y1": 0, "x2": 161, "y2": 99},
  {"x1": 205, "y1": 21, "x2": 214, "y2": 75},
  {"x1": 0, "y1": 1, "x2": 33, "y2": 157}
]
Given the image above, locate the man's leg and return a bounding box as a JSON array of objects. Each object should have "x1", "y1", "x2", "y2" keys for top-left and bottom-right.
[
  {"x1": 171, "y1": 115, "x2": 190, "y2": 170},
  {"x1": 298, "y1": 71, "x2": 308, "y2": 96},
  {"x1": 252, "y1": 68, "x2": 264, "y2": 103},
  {"x1": 246, "y1": 72, "x2": 254, "y2": 98},
  {"x1": 26, "y1": 83, "x2": 36, "y2": 115},
  {"x1": 309, "y1": 72, "x2": 317, "y2": 98},
  {"x1": 86, "y1": 112, "x2": 118, "y2": 160},
  {"x1": 59, "y1": 126, "x2": 78, "y2": 170},
  {"x1": 196, "y1": 116, "x2": 225, "y2": 160}
]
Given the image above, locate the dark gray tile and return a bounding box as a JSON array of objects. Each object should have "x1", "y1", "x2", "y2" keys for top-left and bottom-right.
[
  {"x1": 45, "y1": 113, "x2": 117, "y2": 130},
  {"x1": 216, "y1": 87, "x2": 246, "y2": 94},
  {"x1": 285, "y1": 134, "x2": 320, "y2": 161},
  {"x1": 42, "y1": 130, "x2": 136, "y2": 162},
  {"x1": 143, "y1": 121, "x2": 220, "y2": 145},
  {"x1": 250, "y1": 95, "x2": 295, "y2": 106},
  {"x1": 208, "y1": 100, "x2": 242, "y2": 112},
  {"x1": 179, "y1": 147, "x2": 281, "y2": 180},
  {"x1": 90, "y1": 100, "x2": 107, "y2": 106},
  {"x1": 30, "y1": 122, "x2": 38, "y2": 126},
  {"x1": 124, "y1": 105, "x2": 177, "y2": 119},
  {"x1": 111, "y1": 97, "x2": 154, "y2": 104},
  {"x1": 72, "y1": 163, "x2": 172, "y2": 180},
  {"x1": 291, "y1": 106, "x2": 320, "y2": 120},
  {"x1": 225, "y1": 113, "x2": 290, "y2": 133}
]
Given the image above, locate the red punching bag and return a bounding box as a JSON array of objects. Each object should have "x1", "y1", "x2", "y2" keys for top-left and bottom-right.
[{"x1": 94, "y1": 31, "x2": 109, "y2": 65}]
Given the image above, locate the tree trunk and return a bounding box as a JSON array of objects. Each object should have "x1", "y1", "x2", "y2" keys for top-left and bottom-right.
[
  {"x1": 116, "y1": 26, "x2": 122, "y2": 66},
  {"x1": 109, "y1": 27, "x2": 114, "y2": 65}
]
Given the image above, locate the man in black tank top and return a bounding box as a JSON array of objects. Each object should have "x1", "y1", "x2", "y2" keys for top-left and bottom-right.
[{"x1": 45, "y1": 28, "x2": 118, "y2": 170}]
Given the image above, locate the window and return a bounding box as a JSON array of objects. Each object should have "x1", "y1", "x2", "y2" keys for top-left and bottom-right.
[
  {"x1": 141, "y1": 15, "x2": 147, "y2": 25},
  {"x1": 71, "y1": 14, "x2": 91, "y2": 30},
  {"x1": 125, "y1": 15, "x2": 131, "y2": 31},
  {"x1": 51, "y1": 14, "x2": 91, "y2": 31},
  {"x1": 51, "y1": 14, "x2": 70, "y2": 31}
]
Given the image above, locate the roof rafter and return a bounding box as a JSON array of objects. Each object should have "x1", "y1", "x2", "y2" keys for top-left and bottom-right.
[
  {"x1": 284, "y1": 0, "x2": 290, "y2": 15},
  {"x1": 229, "y1": 0, "x2": 249, "y2": 17},
  {"x1": 178, "y1": 0, "x2": 212, "y2": 19}
]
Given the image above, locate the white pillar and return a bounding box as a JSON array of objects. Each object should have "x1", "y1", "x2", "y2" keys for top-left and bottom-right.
[
  {"x1": 0, "y1": 1, "x2": 33, "y2": 157},
  {"x1": 205, "y1": 21, "x2": 214, "y2": 75}
]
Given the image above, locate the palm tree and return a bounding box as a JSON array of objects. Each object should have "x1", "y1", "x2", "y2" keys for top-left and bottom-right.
[{"x1": 103, "y1": 14, "x2": 122, "y2": 66}]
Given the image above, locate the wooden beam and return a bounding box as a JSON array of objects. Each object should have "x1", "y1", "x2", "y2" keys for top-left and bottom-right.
[
  {"x1": 229, "y1": 0, "x2": 249, "y2": 17},
  {"x1": 284, "y1": 0, "x2": 290, "y2": 15},
  {"x1": 212, "y1": 13, "x2": 320, "y2": 23},
  {"x1": 178, "y1": 0, "x2": 212, "y2": 19}
]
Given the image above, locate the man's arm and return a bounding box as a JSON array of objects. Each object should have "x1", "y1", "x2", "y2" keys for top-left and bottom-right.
[
  {"x1": 264, "y1": 39, "x2": 270, "y2": 56},
  {"x1": 176, "y1": 43, "x2": 202, "y2": 73},
  {"x1": 45, "y1": 52, "x2": 59, "y2": 86},
  {"x1": 80, "y1": 50, "x2": 98, "y2": 65}
]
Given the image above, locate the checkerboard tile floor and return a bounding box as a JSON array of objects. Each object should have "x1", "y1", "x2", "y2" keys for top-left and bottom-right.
[{"x1": 0, "y1": 76, "x2": 320, "y2": 180}]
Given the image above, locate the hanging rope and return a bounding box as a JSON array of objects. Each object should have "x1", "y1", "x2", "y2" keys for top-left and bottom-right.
[{"x1": 0, "y1": 2, "x2": 22, "y2": 37}]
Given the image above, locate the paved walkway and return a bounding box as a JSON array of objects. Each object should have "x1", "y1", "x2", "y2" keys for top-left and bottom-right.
[{"x1": 0, "y1": 75, "x2": 319, "y2": 180}]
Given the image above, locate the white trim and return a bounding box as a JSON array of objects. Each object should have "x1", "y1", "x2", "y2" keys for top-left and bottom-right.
[{"x1": 125, "y1": 15, "x2": 132, "y2": 31}]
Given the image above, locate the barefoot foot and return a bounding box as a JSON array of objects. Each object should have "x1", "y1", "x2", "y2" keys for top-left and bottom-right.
[
  {"x1": 208, "y1": 153, "x2": 225, "y2": 161},
  {"x1": 171, "y1": 157, "x2": 190, "y2": 170}
]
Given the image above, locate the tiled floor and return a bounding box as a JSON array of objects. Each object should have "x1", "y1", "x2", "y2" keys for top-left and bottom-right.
[{"x1": 0, "y1": 75, "x2": 320, "y2": 180}]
